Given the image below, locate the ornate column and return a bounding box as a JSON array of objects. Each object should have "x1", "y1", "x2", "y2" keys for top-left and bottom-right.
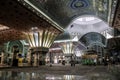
[
  {"x1": 0, "y1": 52, "x2": 4, "y2": 64},
  {"x1": 60, "y1": 42, "x2": 75, "y2": 64},
  {"x1": 26, "y1": 27, "x2": 61, "y2": 66}
]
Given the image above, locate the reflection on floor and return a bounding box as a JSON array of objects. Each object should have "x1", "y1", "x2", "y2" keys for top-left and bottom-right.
[
  {"x1": 0, "y1": 64, "x2": 118, "y2": 80},
  {"x1": 0, "y1": 71, "x2": 87, "y2": 80}
]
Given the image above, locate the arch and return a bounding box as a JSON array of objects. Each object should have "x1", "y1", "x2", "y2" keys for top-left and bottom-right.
[
  {"x1": 7, "y1": 40, "x2": 24, "y2": 54},
  {"x1": 88, "y1": 42, "x2": 105, "y2": 48},
  {"x1": 66, "y1": 15, "x2": 111, "y2": 39},
  {"x1": 67, "y1": 14, "x2": 108, "y2": 28},
  {"x1": 79, "y1": 32, "x2": 107, "y2": 47}
]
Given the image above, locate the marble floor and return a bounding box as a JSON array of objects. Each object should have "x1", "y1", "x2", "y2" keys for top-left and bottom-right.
[
  {"x1": 0, "y1": 71, "x2": 88, "y2": 80},
  {"x1": 0, "y1": 64, "x2": 118, "y2": 80}
]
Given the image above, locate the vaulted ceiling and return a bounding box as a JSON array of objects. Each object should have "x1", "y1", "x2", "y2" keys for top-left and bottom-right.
[
  {"x1": 0, "y1": 28, "x2": 26, "y2": 44},
  {"x1": 0, "y1": 0, "x2": 63, "y2": 31},
  {"x1": 0, "y1": 0, "x2": 119, "y2": 45},
  {"x1": 18, "y1": 0, "x2": 116, "y2": 28},
  {"x1": 80, "y1": 32, "x2": 106, "y2": 47},
  {"x1": 0, "y1": 0, "x2": 62, "y2": 44},
  {"x1": 66, "y1": 15, "x2": 111, "y2": 39},
  {"x1": 17, "y1": 0, "x2": 119, "y2": 41}
]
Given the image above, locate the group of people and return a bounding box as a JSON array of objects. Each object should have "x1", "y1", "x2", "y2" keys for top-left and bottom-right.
[
  {"x1": 70, "y1": 60, "x2": 76, "y2": 66},
  {"x1": 61, "y1": 60, "x2": 76, "y2": 66}
]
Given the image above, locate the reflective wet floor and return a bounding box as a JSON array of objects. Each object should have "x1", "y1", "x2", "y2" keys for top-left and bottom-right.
[
  {"x1": 0, "y1": 65, "x2": 117, "y2": 80},
  {"x1": 0, "y1": 71, "x2": 88, "y2": 80}
]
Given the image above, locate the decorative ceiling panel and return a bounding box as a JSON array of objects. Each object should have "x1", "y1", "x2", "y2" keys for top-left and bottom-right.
[
  {"x1": 0, "y1": 0, "x2": 62, "y2": 43},
  {"x1": 112, "y1": 0, "x2": 120, "y2": 30},
  {"x1": 0, "y1": 0, "x2": 62, "y2": 32},
  {"x1": 23, "y1": 0, "x2": 111, "y2": 28},
  {"x1": 0, "y1": 29, "x2": 26, "y2": 44}
]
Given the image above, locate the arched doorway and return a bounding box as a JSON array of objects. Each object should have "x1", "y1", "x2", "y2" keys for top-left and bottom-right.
[
  {"x1": 80, "y1": 32, "x2": 106, "y2": 65},
  {"x1": 6, "y1": 40, "x2": 24, "y2": 66}
]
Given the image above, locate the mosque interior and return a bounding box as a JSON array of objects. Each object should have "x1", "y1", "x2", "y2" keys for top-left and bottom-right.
[{"x1": 0, "y1": 0, "x2": 119, "y2": 67}]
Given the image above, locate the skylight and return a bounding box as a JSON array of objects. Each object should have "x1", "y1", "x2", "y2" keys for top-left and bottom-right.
[
  {"x1": 74, "y1": 15, "x2": 102, "y2": 25},
  {"x1": 77, "y1": 16, "x2": 95, "y2": 22}
]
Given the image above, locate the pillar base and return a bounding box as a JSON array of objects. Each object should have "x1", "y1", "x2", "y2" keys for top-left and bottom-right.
[
  {"x1": 12, "y1": 59, "x2": 18, "y2": 67},
  {"x1": 30, "y1": 48, "x2": 48, "y2": 66},
  {"x1": 38, "y1": 51, "x2": 47, "y2": 65}
]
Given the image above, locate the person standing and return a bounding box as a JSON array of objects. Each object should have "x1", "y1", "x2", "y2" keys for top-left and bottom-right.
[{"x1": 94, "y1": 58, "x2": 97, "y2": 66}]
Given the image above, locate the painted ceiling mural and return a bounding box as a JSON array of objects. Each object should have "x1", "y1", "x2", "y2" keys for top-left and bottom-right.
[
  {"x1": 0, "y1": 0, "x2": 62, "y2": 44},
  {"x1": 26, "y1": 0, "x2": 110, "y2": 28}
]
